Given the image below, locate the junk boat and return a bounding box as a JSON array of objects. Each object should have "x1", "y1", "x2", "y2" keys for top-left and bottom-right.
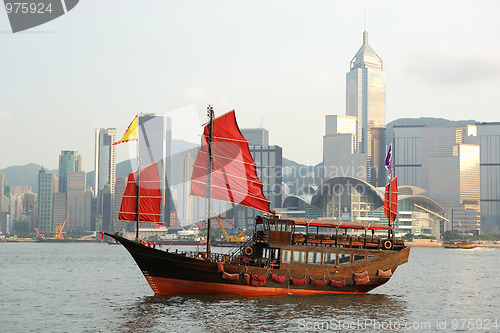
[
  {"x1": 107, "y1": 107, "x2": 409, "y2": 295},
  {"x1": 108, "y1": 216, "x2": 409, "y2": 295}
]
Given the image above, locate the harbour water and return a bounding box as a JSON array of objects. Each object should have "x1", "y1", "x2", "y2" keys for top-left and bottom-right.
[{"x1": 1, "y1": 243, "x2": 499, "y2": 332}]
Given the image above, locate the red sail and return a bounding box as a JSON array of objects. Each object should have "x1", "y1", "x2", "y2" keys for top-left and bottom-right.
[
  {"x1": 190, "y1": 110, "x2": 272, "y2": 213},
  {"x1": 384, "y1": 176, "x2": 398, "y2": 223},
  {"x1": 119, "y1": 162, "x2": 162, "y2": 223}
]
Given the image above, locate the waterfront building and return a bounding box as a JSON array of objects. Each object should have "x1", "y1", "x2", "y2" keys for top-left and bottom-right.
[
  {"x1": 94, "y1": 128, "x2": 116, "y2": 196},
  {"x1": 23, "y1": 192, "x2": 37, "y2": 229},
  {"x1": 137, "y1": 114, "x2": 174, "y2": 226},
  {"x1": 323, "y1": 115, "x2": 367, "y2": 181},
  {"x1": 240, "y1": 128, "x2": 269, "y2": 146},
  {"x1": 65, "y1": 171, "x2": 91, "y2": 232},
  {"x1": 346, "y1": 31, "x2": 386, "y2": 186},
  {"x1": 37, "y1": 168, "x2": 57, "y2": 232},
  {"x1": 310, "y1": 177, "x2": 445, "y2": 239},
  {"x1": 52, "y1": 193, "x2": 67, "y2": 230},
  {"x1": 231, "y1": 129, "x2": 282, "y2": 229},
  {"x1": 0, "y1": 171, "x2": 5, "y2": 213},
  {"x1": 113, "y1": 177, "x2": 127, "y2": 231},
  {"x1": 393, "y1": 125, "x2": 480, "y2": 233},
  {"x1": 176, "y1": 151, "x2": 203, "y2": 226},
  {"x1": 233, "y1": 144, "x2": 282, "y2": 229},
  {"x1": 477, "y1": 123, "x2": 500, "y2": 233},
  {"x1": 58, "y1": 151, "x2": 81, "y2": 193}
]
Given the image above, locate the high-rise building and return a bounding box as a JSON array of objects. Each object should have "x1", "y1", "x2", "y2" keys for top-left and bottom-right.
[
  {"x1": 477, "y1": 123, "x2": 500, "y2": 234},
  {"x1": 65, "y1": 171, "x2": 91, "y2": 232},
  {"x1": 23, "y1": 192, "x2": 37, "y2": 229},
  {"x1": 113, "y1": 177, "x2": 127, "y2": 231},
  {"x1": 240, "y1": 128, "x2": 269, "y2": 146},
  {"x1": 94, "y1": 128, "x2": 117, "y2": 196},
  {"x1": 0, "y1": 171, "x2": 5, "y2": 213},
  {"x1": 393, "y1": 125, "x2": 480, "y2": 233},
  {"x1": 232, "y1": 142, "x2": 283, "y2": 230},
  {"x1": 346, "y1": 31, "x2": 386, "y2": 186},
  {"x1": 37, "y1": 168, "x2": 57, "y2": 232},
  {"x1": 323, "y1": 115, "x2": 367, "y2": 181},
  {"x1": 176, "y1": 151, "x2": 197, "y2": 226},
  {"x1": 58, "y1": 151, "x2": 81, "y2": 193},
  {"x1": 137, "y1": 114, "x2": 174, "y2": 226}
]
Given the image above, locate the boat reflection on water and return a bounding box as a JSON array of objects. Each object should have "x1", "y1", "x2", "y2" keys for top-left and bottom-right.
[{"x1": 113, "y1": 293, "x2": 409, "y2": 332}]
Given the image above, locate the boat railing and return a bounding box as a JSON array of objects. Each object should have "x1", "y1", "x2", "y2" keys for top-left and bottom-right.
[
  {"x1": 227, "y1": 231, "x2": 257, "y2": 257},
  {"x1": 292, "y1": 233, "x2": 404, "y2": 250}
]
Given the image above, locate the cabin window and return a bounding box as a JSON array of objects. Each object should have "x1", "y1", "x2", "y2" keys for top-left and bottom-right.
[
  {"x1": 338, "y1": 254, "x2": 351, "y2": 264},
  {"x1": 295, "y1": 226, "x2": 306, "y2": 234},
  {"x1": 323, "y1": 253, "x2": 336, "y2": 265},
  {"x1": 307, "y1": 252, "x2": 321, "y2": 264},
  {"x1": 353, "y1": 254, "x2": 365, "y2": 261},
  {"x1": 270, "y1": 248, "x2": 280, "y2": 261},
  {"x1": 270, "y1": 222, "x2": 278, "y2": 231},
  {"x1": 293, "y1": 251, "x2": 306, "y2": 263},
  {"x1": 284, "y1": 223, "x2": 291, "y2": 232},
  {"x1": 282, "y1": 250, "x2": 291, "y2": 263}
]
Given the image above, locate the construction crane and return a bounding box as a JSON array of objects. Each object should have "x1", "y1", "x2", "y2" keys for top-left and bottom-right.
[
  {"x1": 54, "y1": 214, "x2": 70, "y2": 239},
  {"x1": 214, "y1": 214, "x2": 246, "y2": 243}
]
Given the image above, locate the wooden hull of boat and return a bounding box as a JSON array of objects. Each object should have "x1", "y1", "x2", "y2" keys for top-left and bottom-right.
[{"x1": 107, "y1": 233, "x2": 410, "y2": 296}]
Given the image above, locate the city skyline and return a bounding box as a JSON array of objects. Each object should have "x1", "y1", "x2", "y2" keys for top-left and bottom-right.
[{"x1": 1, "y1": 0, "x2": 500, "y2": 171}]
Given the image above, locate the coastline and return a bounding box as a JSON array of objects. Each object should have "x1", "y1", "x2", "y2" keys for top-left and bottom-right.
[{"x1": 407, "y1": 241, "x2": 500, "y2": 248}]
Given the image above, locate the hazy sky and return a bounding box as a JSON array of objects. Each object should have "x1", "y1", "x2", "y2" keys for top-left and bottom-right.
[{"x1": 1, "y1": 0, "x2": 500, "y2": 171}]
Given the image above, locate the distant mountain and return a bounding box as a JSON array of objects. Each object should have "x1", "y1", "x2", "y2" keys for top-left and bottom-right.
[
  {"x1": 0, "y1": 163, "x2": 56, "y2": 192},
  {"x1": 86, "y1": 139, "x2": 199, "y2": 188},
  {"x1": 6, "y1": 119, "x2": 479, "y2": 195},
  {"x1": 386, "y1": 117, "x2": 477, "y2": 147},
  {"x1": 282, "y1": 158, "x2": 323, "y2": 194}
]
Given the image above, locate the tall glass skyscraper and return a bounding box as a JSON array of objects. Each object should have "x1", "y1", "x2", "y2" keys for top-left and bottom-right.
[
  {"x1": 346, "y1": 31, "x2": 386, "y2": 186},
  {"x1": 58, "y1": 151, "x2": 81, "y2": 193},
  {"x1": 94, "y1": 128, "x2": 116, "y2": 196}
]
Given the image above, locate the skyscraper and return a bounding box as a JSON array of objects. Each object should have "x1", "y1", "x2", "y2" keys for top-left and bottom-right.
[
  {"x1": 346, "y1": 31, "x2": 386, "y2": 186},
  {"x1": 94, "y1": 128, "x2": 117, "y2": 196},
  {"x1": 393, "y1": 125, "x2": 480, "y2": 233},
  {"x1": 240, "y1": 128, "x2": 269, "y2": 146},
  {"x1": 137, "y1": 114, "x2": 173, "y2": 226},
  {"x1": 37, "y1": 168, "x2": 57, "y2": 232},
  {"x1": 58, "y1": 151, "x2": 81, "y2": 193},
  {"x1": 232, "y1": 129, "x2": 283, "y2": 229},
  {"x1": 0, "y1": 171, "x2": 5, "y2": 213},
  {"x1": 323, "y1": 115, "x2": 367, "y2": 181},
  {"x1": 477, "y1": 123, "x2": 500, "y2": 233}
]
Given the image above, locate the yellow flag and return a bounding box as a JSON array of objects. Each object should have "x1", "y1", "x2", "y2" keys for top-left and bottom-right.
[{"x1": 113, "y1": 115, "x2": 138, "y2": 145}]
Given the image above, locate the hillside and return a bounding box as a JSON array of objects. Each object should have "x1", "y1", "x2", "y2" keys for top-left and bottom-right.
[{"x1": 1, "y1": 163, "x2": 57, "y2": 192}]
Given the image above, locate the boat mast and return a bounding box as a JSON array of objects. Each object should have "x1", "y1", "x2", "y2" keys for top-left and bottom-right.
[
  {"x1": 136, "y1": 143, "x2": 141, "y2": 241},
  {"x1": 206, "y1": 105, "x2": 214, "y2": 256}
]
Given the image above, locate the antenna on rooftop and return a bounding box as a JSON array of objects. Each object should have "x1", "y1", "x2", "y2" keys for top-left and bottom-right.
[{"x1": 364, "y1": 0, "x2": 367, "y2": 32}]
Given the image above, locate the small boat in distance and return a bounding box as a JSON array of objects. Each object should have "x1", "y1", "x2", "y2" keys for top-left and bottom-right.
[
  {"x1": 443, "y1": 240, "x2": 476, "y2": 249},
  {"x1": 107, "y1": 107, "x2": 409, "y2": 295}
]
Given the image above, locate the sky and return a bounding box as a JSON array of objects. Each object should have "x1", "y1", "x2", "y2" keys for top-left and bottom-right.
[{"x1": 1, "y1": 0, "x2": 500, "y2": 171}]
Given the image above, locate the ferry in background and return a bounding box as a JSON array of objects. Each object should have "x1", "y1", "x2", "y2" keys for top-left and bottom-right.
[{"x1": 443, "y1": 240, "x2": 476, "y2": 249}]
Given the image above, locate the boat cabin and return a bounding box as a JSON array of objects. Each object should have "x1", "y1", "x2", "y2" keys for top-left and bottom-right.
[{"x1": 245, "y1": 215, "x2": 404, "y2": 270}]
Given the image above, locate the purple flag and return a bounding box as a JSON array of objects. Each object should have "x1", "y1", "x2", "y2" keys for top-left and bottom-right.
[{"x1": 385, "y1": 144, "x2": 392, "y2": 171}]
